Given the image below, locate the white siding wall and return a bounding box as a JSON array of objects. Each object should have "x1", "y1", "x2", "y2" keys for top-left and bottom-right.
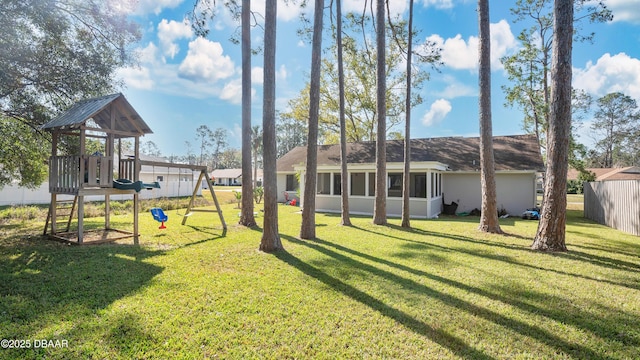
[
  {"x1": 386, "y1": 198, "x2": 430, "y2": 218},
  {"x1": 277, "y1": 174, "x2": 288, "y2": 202},
  {"x1": 276, "y1": 170, "x2": 537, "y2": 217},
  {"x1": 315, "y1": 196, "x2": 431, "y2": 219},
  {"x1": 348, "y1": 197, "x2": 374, "y2": 215},
  {"x1": 277, "y1": 173, "x2": 300, "y2": 203},
  {"x1": 0, "y1": 180, "x2": 201, "y2": 206},
  {"x1": 443, "y1": 172, "x2": 536, "y2": 215},
  {"x1": 428, "y1": 197, "x2": 442, "y2": 218},
  {"x1": 316, "y1": 195, "x2": 340, "y2": 213}
]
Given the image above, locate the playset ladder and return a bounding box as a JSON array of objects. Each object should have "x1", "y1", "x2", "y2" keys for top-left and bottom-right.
[{"x1": 43, "y1": 197, "x2": 78, "y2": 235}]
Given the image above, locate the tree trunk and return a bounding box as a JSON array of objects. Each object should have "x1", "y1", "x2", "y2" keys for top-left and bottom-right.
[
  {"x1": 401, "y1": 0, "x2": 414, "y2": 229},
  {"x1": 337, "y1": 0, "x2": 351, "y2": 227},
  {"x1": 300, "y1": 0, "x2": 324, "y2": 239},
  {"x1": 372, "y1": 0, "x2": 387, "y2": 226},
  {"x1": 253, "y1": 153, "x2": 258, "y2": 188},
  {"x1": 478, "y1": 0, "x2": 502, "y2": 234},
  {"x1": 238, "y1": 0, "x2": 255, "y2": 227},
  {"x1": 260, "y1": 0, "x2": 283, "y2": 252},
  {"x1": 532, "y1": 0, "x2": 572, "y2": 252}
]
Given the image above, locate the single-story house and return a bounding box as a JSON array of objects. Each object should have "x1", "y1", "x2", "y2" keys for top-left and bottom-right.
[
  {"x1": 212, "y1": 169, "x2": 242, "y2": 186},
  {"x1": 276, "y1": 134, "x2": 544, "y2": 218},
  {"x1": 568, "y1": 167, "x2": 640, "y2": 181},
  {"x1": 211, "y1": 168, "x2": 263, "y2": 186}
]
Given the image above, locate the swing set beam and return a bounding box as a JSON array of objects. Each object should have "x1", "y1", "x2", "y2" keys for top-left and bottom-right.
[{"x1": 139, "y1": 160, "x2": 226, "y2": 230}]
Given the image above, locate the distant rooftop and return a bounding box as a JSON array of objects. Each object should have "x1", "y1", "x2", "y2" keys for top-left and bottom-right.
[{"x1": 568, "y1": 167, "x2": 640, "y2": 181}]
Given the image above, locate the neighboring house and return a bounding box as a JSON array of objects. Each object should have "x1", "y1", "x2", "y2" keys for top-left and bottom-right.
[
  {"x1": 211, "y1": 169, "x2": 263, "y2": 186},
  {"x1": 211, "y1": 169, "x2": 242, "y2": 186},
  {"x1": 276, "y1": 134, "x2": 544, "y2": 218},
  {"x1": 568, "y1": 167, "x2": 640, "y2": 181}
]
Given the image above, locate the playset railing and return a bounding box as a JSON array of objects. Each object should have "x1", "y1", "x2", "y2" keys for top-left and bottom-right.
[{"x1": 48, "y1": 155, "x2": 115, "y2": 193}]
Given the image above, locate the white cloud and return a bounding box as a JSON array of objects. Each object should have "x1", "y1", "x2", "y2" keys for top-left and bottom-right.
[
  {"x1": 119, "y1": 43, "x2": 243, "y2": 102},
  {"x1": 422, "y1": 99, "x2": 452, "y2": 126},
  {"x1": 157, "y1": 19, "x2": 193, "y2": 59},
  {"x1": 135, "y1": 0, "x2": 184, "y2": 15},
  {"x1": 428, "y1": 33, "x2": 477, "y2": 70},
  {"x1": 573, "y1": 52, "x2": 640, "y2": 101},
  {"x1": 249, "y1": 65, "x2": 286, "y2": 85},
  {"x1": 219, "y1": 79, "x2": 243, "y2": 104},
  {"x1": 420, "y1": 0, "x2": 454, "y2": 9},
  {"x1": 138, "y1": 42, "x2": 160, "y2": 64},
  {"x1": 206, "y1": 0, "x2": 304, "y2": 30},
  {"x1": 277, "y1": 65, "x2": 288, "y2": 81},
  {"x1": 252, "y1": 67, "x2": 264, "y2": 84},
  {"x1": 426, "y1": 20, "x2": 516, "y2": 71},
  {"x1": 276, "y1": 0, "x2": 304, "y2": 22},
  {"x1": 116, "y1": 67, "x2": 154, "y2": 90},
  {"x1": 178, "y1": 38, "x2": 236, "y2": 83},
  {"x1": 436, "y1": 81, "x2": 476, "y2": 98},
  {"x1": 490, "y1": 20, "x2": 517, "y2": 67},
  {"x1": 606, "y1": 0, "x2": 640, "y2": 24},
  {"x1": 342, "y1": 0, "x2": 407, "y2": 17}
]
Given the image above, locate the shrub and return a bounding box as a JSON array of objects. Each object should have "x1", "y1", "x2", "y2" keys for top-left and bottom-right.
[
  {"x1": 0, "y1": 205, "x2": 43, "y2": 223},
  {"x1": 253, "y1": 186, "x2": 264, "y2": 204}
]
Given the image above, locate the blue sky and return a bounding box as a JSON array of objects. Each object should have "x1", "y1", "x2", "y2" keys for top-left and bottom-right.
[{"x1": 116, "y1": 0, "x2": 640, "y2": 157}]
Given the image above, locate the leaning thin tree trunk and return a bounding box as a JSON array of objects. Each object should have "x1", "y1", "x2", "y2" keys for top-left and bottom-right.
[
  {"x1": 260, "y1": 0, "x2": 283, "y2": 252},
  {"x1": 532, "y1": 0, "x2": 572, "y2": 251},
  {"x1": 300, "y1": 0, "x2": 324, "y2": 239},
  {"x1": 477, "y1": 0, "x2": 502, "y2": 234},
  {"x1": 239, "y1": 0, "x2": 255, "y2": 227},
  {"x1": 337, "y1": 0, "x2": 351, "y2": 226},
  {"x1": 401, "y1": 0, "x2": 414, "y2": 228},
  {"x1": 372, "y1": 0, "x2": 387, "y2": 225},
  {"x1": 253, "y1": 153, "x2": 257, "y2": 188}
]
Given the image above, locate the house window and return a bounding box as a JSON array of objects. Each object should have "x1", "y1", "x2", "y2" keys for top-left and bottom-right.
[
  {"x1": 388, "y1": 173, "x2": 402, "y2": 197},
  {"x1": 317, "y1": 173, "x2": 331, "y2": 194},
  {"x1": 388, "y1": 173, "x2": 427, "y2": 198},
  {"x1": 368, "y1": 172, "x2": 376, "y2": 196},
  {"x1": 333, "y1": 173, "x2": 342, "y2": 195},
  {"x1": 351, "y1": 172, "x2": 365, "y2": 196},
  {"x1": 410, "y1": 173, "x2": 427, "y2": 198},
  {"x1": 430, "y1": 172, "x2": 442, "y2": 198},
  {"x1": 286, "y1": 174, "x2": 298, "y2": 191},
  {"x1": 156, "y1": 175, "x2": 164, "y2": 182}
]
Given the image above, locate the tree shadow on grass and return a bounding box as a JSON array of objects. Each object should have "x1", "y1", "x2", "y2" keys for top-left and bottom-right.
[
  {"x1": 275, "y1": 236, "x2": 493, "y2": 360},
  {"x1": 179, "y1": 225, "x2": 227, "y2": 248},
  {"x1": 278, "y1": 234, "x2": 612, "y2": 359},
  {"x1": 552, "y1": 248, "x2": 640, "y2": 273},
  {"x1": 0, "y1": 237, "x2": 164, "y2": 355},
  {"x1": 355, "y1": 223, "x2": 640, "y2": 286},
  {"x1": 568, "y1": 240, "x2": 640, "y2": 259},
  {"x1": 306, "y1": 236, "x2": 640, "y2": 351}
]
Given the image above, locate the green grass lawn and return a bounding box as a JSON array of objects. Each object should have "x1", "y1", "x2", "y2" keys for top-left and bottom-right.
[{"x1": 1, "y1": 202, "x2": 639, "y2": 359}]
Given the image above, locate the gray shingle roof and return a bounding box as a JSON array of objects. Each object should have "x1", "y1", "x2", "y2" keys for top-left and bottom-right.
[
  {"x1": 41, "y1": 93, "x2": 152, "y2": 137},
  {"x1": 277, "y1": 134, "x2": 544, "y2": 172}
]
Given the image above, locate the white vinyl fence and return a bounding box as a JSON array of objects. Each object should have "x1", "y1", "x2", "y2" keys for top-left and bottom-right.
[
  {"x1": 0, "y1": 180, "x2": 201, "y2": 206},
  {"x1": 584, "y1": 180, "x2": 640, "y2": 236}
]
